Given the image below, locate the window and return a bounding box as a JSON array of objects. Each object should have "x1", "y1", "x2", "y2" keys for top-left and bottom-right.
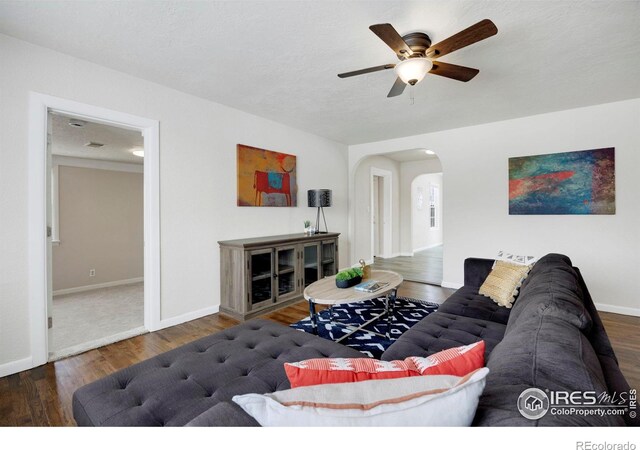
[{"x1": 429, "y1": 184, "x2": 439, "y2": 229}]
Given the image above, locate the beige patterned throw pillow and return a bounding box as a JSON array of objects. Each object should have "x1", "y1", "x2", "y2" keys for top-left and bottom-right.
[{"x1": 479, "y1": 260, "x2": 532, "y2": 308}]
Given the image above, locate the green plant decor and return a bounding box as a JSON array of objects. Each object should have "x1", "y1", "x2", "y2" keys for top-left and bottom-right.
[
  {"x1": 304, "y1": 220, "x2": 311, "y2": 228},
  {"x1": 335, "y1": 267, "x2": 363, "y2": 282}
]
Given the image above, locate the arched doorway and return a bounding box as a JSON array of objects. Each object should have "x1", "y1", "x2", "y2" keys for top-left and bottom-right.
[{"x1": 353, "y1": 148, "x2": 443, "y2": 285}]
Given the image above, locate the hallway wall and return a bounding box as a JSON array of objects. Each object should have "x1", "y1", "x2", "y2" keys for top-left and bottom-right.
[{"x1": 53, "y1": 165, "x2": 144, "y2": 292}]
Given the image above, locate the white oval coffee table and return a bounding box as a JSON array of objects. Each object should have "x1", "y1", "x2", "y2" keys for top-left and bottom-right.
[{"x1": 303, "y1": 270, "x2": 403, "y2": 342}]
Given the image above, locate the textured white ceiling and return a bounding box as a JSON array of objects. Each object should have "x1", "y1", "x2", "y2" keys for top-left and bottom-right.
[
  {"x1": 50, "y1": 113, "x2": 144, "y2": 164},
  {"x1": 1, "y1": 1, "x2": 639, "y2": 144}
]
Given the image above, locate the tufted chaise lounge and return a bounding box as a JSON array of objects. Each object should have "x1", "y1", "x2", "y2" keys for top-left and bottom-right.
[{"x1": 72, "y1": 319, "x2": 362, "y2": 426}]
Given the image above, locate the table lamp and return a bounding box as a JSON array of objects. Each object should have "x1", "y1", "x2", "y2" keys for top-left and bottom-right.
[{"x1": 307, "y1": 189, "x2": 332, "y2": 234}]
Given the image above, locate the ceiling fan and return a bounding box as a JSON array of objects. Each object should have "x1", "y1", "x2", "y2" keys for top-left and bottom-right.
[{"x1": 338, "y1": 19, "x2": 498, "y2": 97}]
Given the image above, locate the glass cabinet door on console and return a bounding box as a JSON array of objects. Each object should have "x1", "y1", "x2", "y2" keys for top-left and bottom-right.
[
  {"x1": 302, "y1": 242, "x2": 321, "y2": 288},
  {"x1": 321, "y1": 240, "x2": 337, "y2": 278},
  {"x1": 275, "y1": 245, "x2": 298, "y2": 300},
  {"x1": 248, "y1": 249, "x2": 274, "y2": 310}
]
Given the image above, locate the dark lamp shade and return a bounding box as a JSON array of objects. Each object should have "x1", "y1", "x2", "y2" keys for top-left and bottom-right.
[{"x1": 307, "y1": 189, "x2": 332, "y2": 207}]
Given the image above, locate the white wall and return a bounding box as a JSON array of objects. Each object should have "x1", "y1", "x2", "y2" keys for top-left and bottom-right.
[
  {"x1": 352, "y1": 155, "x2": 400, "y2": 262},
  {"x1": 349, "y1": 98, "x2": 640, "y2": 316},
  {"x1": 411, "y1": 173, "x2": 443, "y2": 252},
  {"x1": 52, "y1": 165, "x2": 144, "y2": 292},
  {"x1": 0, "y1": 34, "x2": 349, "y2": 372}
]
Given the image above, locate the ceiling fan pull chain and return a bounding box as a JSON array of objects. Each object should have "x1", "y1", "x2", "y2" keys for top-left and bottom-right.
[{"x1": 409, "y1": 85, "x2": 415, "y2": 105}]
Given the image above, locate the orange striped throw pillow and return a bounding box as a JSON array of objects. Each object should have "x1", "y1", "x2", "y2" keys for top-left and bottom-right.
[
  {"x1": 408, "y1": 340, "x2": 485, "y2": 377},
  {"x1": 284, "y1": 357, "x2": 420, "y2": 388},
  {"x1": 284, "y1": 341, "x2": 485, "y2": 388}
]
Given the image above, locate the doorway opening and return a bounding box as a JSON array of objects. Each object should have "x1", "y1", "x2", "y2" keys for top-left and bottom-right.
[
  {"x1": 372, "y1": 175, "x2": 382, "y2": 257},
  {"x1": 370, "y1": 167, "x2": 392, "y2": 260},
  {"x1": 28, "y1": 93, "x2": 160, "y2": 369},
  {"x1": 47, "y1": 112, "x2": 146, "y2": 360},
  {"x1": 355, "y1": 148, "x2": 443, "y2": 286},
  {"x1": 407, "y1": 172, "x2": 443, "y2": 284}
]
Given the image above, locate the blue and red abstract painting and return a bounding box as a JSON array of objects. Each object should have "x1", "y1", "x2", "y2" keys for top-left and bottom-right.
[{"x1": 509, "y1": 148, "x2": 615, "y2": 215}]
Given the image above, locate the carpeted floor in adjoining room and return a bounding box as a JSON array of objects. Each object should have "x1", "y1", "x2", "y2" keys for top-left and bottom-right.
[
  {"x1": 291, "y1": 296, "x2": 438, "y2": 359},
  {"x1": 48, "y1": 282, "x2": 146, "y2": 361}
]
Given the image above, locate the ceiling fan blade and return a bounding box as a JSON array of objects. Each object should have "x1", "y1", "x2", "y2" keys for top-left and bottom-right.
[
  {"x1": 370, "y1": 23, "x2": 413, "y2": 57},
  {"x1": 338, "y1": 64, "x2": 395, "y2": 78},
  {"x1": 387, "y1": 77, "x2": 406, "y2": 97},
  {"x1": 426, "y1": 19, "x2": 498, "y2": 59},
  {"x1": 429, "y1": 61, "x2": 479, "y2": 82}
]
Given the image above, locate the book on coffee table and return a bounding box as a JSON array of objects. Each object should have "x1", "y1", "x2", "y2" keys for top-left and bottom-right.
[{"x1": 354, "y1": 280, "x2": 389, "y2": 293}]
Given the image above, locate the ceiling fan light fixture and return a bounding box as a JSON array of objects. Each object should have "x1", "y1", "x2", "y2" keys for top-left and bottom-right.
[{"x1": 394, "y1": 57, "x2": 433, "y2": 85}]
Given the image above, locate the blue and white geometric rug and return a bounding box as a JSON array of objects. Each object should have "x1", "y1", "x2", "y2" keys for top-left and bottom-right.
[{"x1": 290, "y1": 297, "x2": 439, "y2": 359}]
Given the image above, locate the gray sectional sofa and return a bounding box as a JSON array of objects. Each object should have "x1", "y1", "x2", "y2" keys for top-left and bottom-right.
[{"x1": 72, "y1": 253, "x2": 637, "y2": 426}]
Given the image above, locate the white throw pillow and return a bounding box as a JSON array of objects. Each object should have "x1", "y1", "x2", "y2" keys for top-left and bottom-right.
[
  {"x1": 496, "y1": 250, "x2": 537, "y2": 266},
  {"x1": 232, "y1": 367, "x2": 489, "y2": 427}
]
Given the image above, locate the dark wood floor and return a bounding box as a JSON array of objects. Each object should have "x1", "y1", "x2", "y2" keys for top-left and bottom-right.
[
  {"x1": 372, "y1": 245, "x2": 443, "y2": 285},
  {"x1": 0, "y1": 281, "x2": 637, "y2": 426}
]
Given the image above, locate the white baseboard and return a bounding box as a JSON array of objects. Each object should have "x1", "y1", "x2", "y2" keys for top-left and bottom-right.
[
  {"x1": 48, "y1": 326, "x2": 148, "y2": 362},
  {"x1": 53, "y1": 277, "x2": 144, "y2": 296},
  {"x1": 441, "y1": 281, "x2": 464, "y2": 289},
  {"x1": 159, "y1": 305, "x2": 220, "y2": 330},
  {"x1": 595, "y1": 303, "x2": 640, "y2": 317},
  {"x1": 0, "y1": 356, "x2": 33, "y2": 378},
  {"x1": 412, "y1": 243, "x2": 443, "y2": 253},
  {"x1": 399, "y1": 252, "x2": 414, "y2": 257}
]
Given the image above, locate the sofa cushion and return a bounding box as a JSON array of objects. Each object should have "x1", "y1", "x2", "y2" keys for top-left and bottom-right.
[
  {"x1": 185, "y1": 401, "x2": 260, "y2": 427},
  {"x1": 474, "y1": 306, "x2": 624, "y2": 426},
  {"x1": 231, "y1": 368, "x2": 490, "y2": 427},
  {"x1": 380, "y1": 312, "x2": 505, "y2": 362},
  {"x1": 505, "y1": 253, "x2": 592, "y2": 336},
  {"x1": 409, "y1": 340, "x2": 486, "y2": 377},
  {"x1": 437, "y1": 286, "x2": 512, "y2": 325},
  {"x1": 284, "y1": 357, "x2": 421, "y2": 388},
  {"x1": 73, "y1": 319, "x2": 364, "y2": 426},
  {"x1": 284, "y1": 341, "x2": 485, "y2": 388}
]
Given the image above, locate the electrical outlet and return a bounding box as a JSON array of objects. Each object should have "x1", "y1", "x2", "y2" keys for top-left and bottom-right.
[{"x1": 89, "y1": 269, "x2": 96, "y2": 277}]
